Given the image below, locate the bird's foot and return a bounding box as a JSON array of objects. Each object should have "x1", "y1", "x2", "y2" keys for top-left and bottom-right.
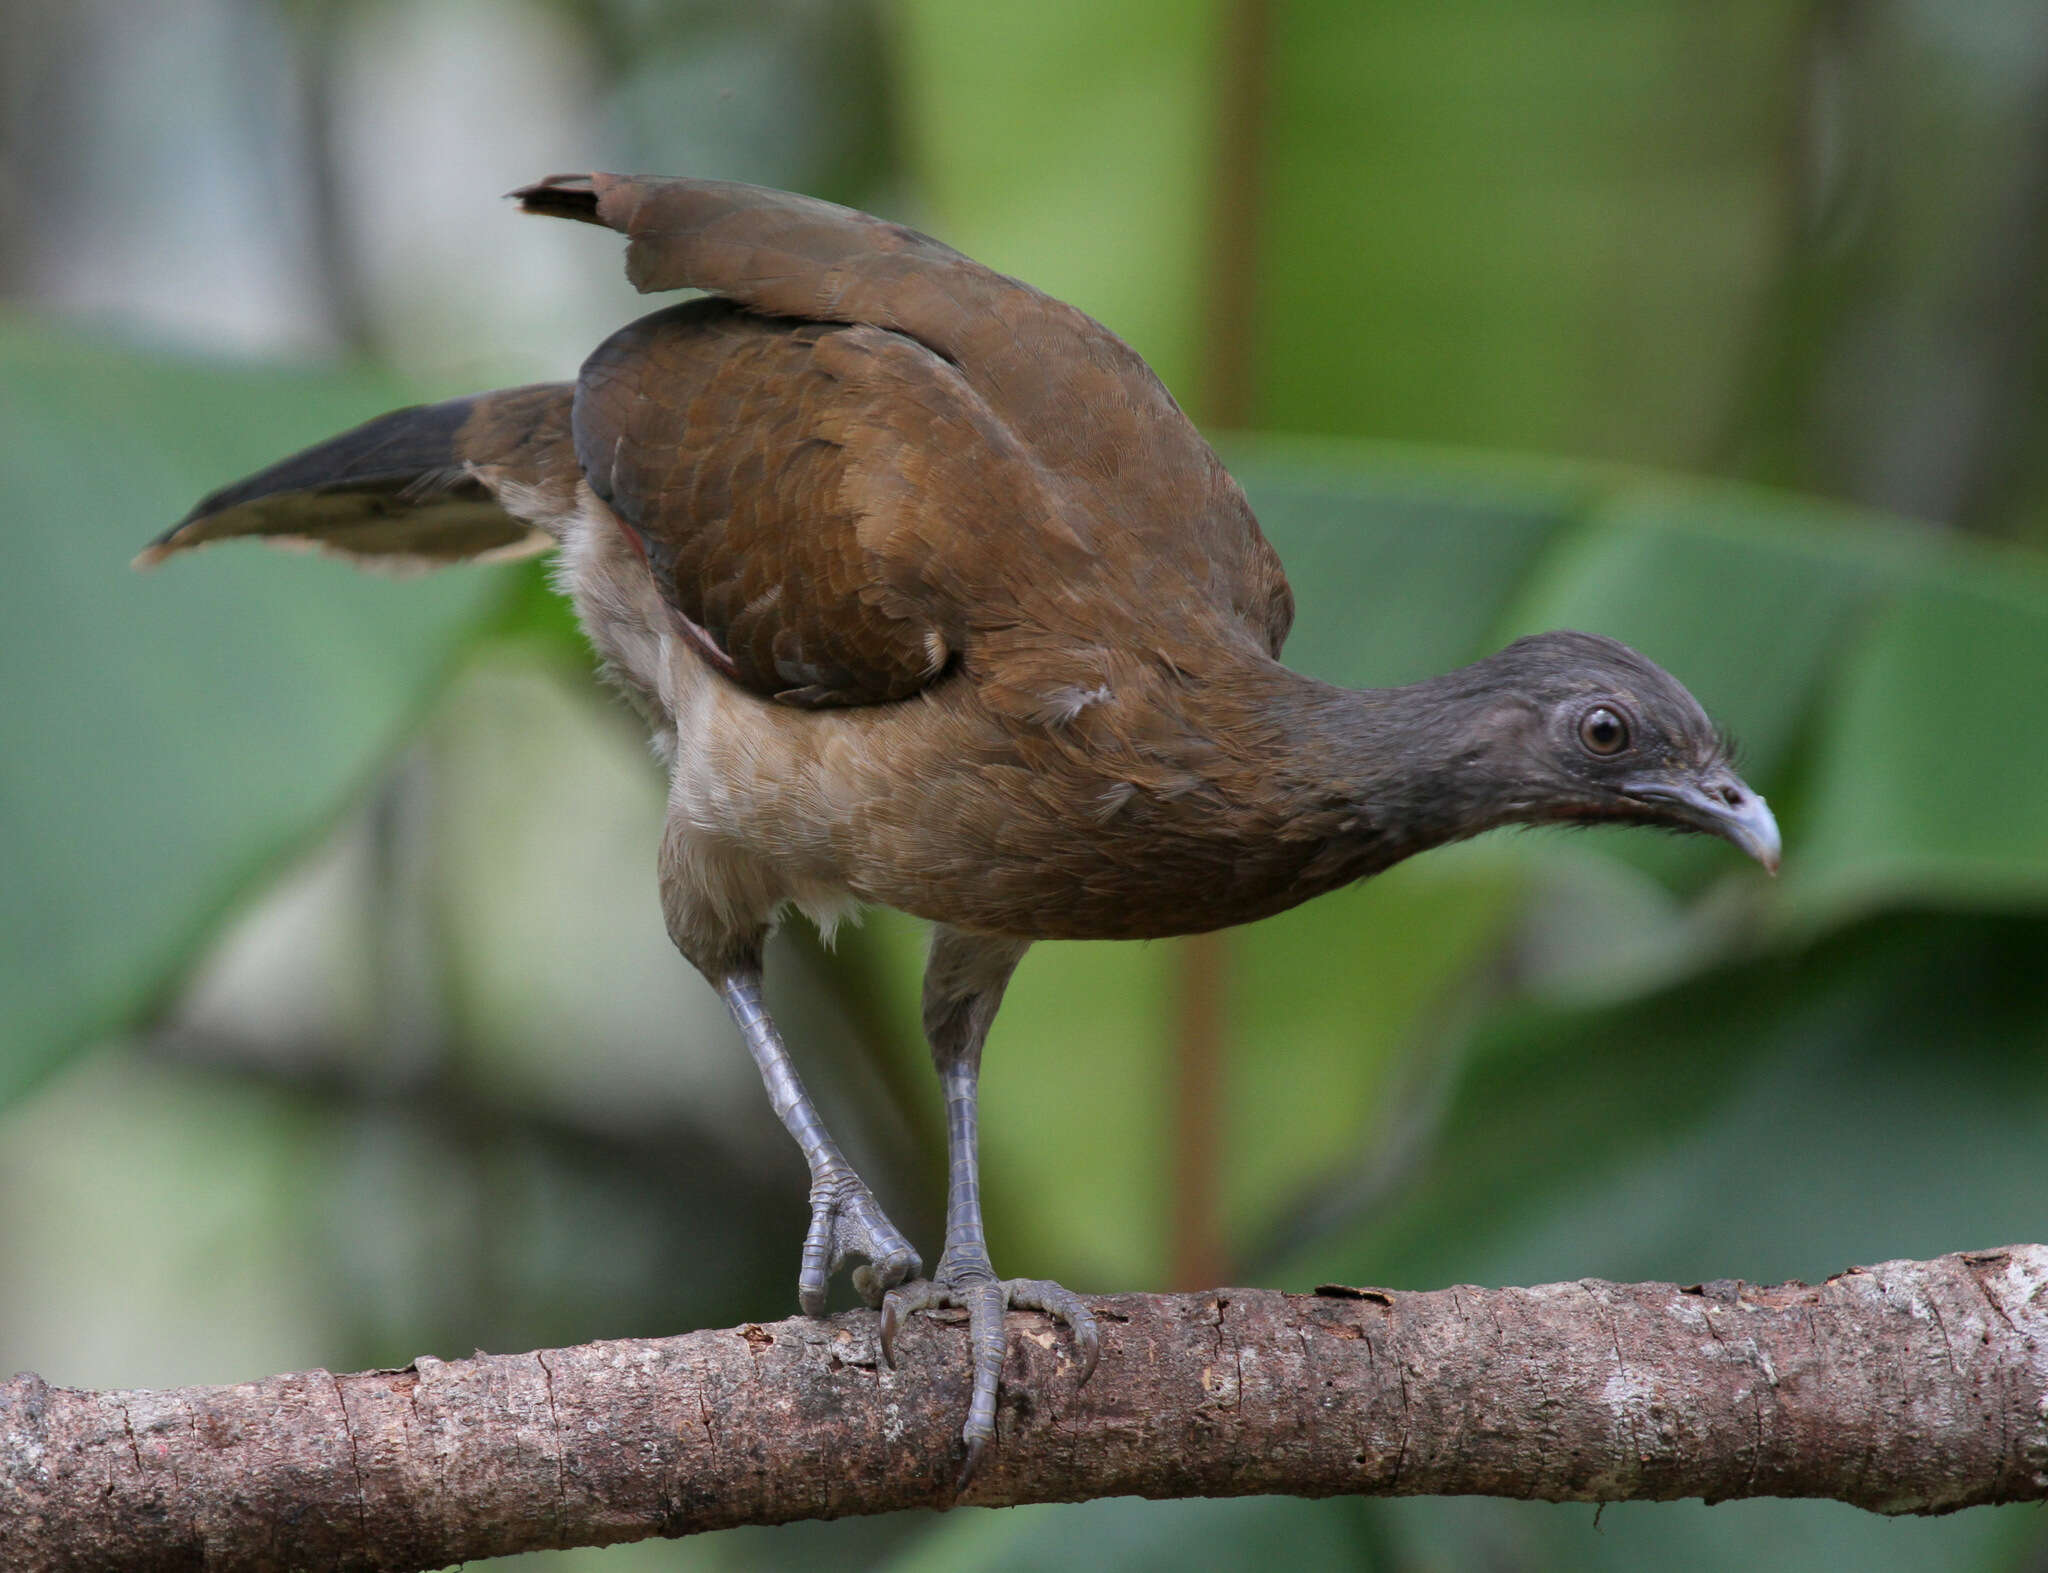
[
  {"x1": 799, "y1": 1172, "x2": 922, "y2": 1316},
  {"x1": 880, "y1": 1266, "x2": 1100, "y2": 1490}
]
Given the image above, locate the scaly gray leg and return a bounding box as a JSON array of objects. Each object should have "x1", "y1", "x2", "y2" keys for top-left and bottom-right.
[
  {"x1": 880, "y1": 929, "x2": 1099, "y2": 1489},
  {"x1": 719, "y1": 970, "x2": 921, "y2": 1313}
]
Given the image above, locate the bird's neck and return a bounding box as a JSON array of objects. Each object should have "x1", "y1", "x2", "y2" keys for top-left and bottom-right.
[
  {"x1": 939, "y1": 654, "x2": 1533, "y2": 941},
  {"x1": 1207, "y1": 661, "x2": 1526, "y2": 889}
]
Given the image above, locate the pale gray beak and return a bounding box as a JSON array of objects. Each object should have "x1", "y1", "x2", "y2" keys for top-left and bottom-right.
[{"x1": 1623, "y1": 770, "x2": 1782, "y2": 875}]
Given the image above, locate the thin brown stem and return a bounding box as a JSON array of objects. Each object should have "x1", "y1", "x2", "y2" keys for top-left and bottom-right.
[
  {"x1": 1169, "y1": 0, "x2": 1275, "y2": 1297},
  {"x1": 1169, "y1": 931, "x2": 1230, "y2": 1289}
]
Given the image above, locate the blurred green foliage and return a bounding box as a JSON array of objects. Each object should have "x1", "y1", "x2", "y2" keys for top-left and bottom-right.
[
  {"x1": 0, "y1": 317, "x2": 511, "y2": 1106},
  {"x1": 4, "y1": 1, "x2": 2048, "y2": 1570}
]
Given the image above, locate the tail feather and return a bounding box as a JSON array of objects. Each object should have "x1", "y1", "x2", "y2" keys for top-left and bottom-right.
[{"x1": 139, "y1": 383, "x2": 577, "y2": 571}]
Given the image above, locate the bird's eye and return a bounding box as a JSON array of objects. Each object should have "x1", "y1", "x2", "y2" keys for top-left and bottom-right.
[{"x1": 1579, "y1": 705, "x2": 1631, "y2": 757}]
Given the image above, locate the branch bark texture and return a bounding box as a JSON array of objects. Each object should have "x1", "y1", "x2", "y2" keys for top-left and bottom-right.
[{"x1": 5, "y1": 1247, "x2": 2044, "y2": 1571}]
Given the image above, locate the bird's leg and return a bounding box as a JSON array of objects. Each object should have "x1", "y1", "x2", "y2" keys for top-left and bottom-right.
[
  {"x1": 718, "y1": 969, "x2": 921, "y2": 1314},
  {"x1": 880, "y1": 929, "x2": 1099, "y2": 1488}
]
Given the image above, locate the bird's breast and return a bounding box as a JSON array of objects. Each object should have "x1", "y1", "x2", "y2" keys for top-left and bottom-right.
[{"x1": 574, "y1": 531, "x2": 1387, "y2": 942}]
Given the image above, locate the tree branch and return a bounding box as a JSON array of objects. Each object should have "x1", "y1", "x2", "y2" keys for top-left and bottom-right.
[{"x1": 6, "y1": 1247, "x2": 2045, "y2": 1570}]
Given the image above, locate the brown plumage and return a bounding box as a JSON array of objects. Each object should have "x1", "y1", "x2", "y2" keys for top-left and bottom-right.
[{"x1": 145, "y1": 173, "x2": 1779, "y2": 1486}]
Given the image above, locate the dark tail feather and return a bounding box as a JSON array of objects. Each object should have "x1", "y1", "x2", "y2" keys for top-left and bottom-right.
[{"x1": 138, "y1": 383, "x2": 577, "y2": 571}]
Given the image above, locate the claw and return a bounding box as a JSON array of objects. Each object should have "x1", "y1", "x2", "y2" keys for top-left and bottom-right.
[
  {"x1": 879, "y1": 1296, "x2": 900, "y2": 1369},
  {"x1": 880, "y1": 1278, "x2": 946, "y2": 1370},
  {"x1": 954, "y1": 1433, "x2": 988, "y2": 1495},
  {"x1": 1075, "y1": 1319, "x2": 1101, "y2": 1387}
]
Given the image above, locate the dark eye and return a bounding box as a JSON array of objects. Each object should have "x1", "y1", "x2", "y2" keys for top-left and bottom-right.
[{"x1": 1579, "y1": 705, "x2": 1630, "y2": 757}]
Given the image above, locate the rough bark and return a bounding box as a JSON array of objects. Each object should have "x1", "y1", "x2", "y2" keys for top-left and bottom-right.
[{"x1": 4, "y1": 1246, "x2": 2044, "y2": 1572}]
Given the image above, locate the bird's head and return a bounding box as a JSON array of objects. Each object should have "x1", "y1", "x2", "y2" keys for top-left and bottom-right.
[{"x1": 1424, "y1": 630, "x2": 1780, "y2": 872}]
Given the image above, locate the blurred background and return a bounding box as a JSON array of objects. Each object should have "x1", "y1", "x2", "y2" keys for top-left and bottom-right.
[{"x1": 5, "y1": 0, "x2": 2048, "y2": 1567}]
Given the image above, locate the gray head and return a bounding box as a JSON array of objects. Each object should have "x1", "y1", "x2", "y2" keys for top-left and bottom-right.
[{"x1": 1411, "y1": 630, "x2": 1780, "y2": 871}]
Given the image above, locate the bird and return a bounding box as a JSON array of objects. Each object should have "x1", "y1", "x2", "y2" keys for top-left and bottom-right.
[{"x1": 141, "y1": 172, "x2": 1781, "y2": 1486}]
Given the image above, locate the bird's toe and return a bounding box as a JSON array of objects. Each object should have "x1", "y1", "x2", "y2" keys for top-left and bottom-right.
[
  {"x1": 878, "y1": 1278, "x2": 945, "y2": 1368},
  {"x1": 1006, "y1": 1278, "x2": 1102, "y2": 1386},
  {"x1": 956, "y1": 1277, "x2": 1008, "y2": 1488},
  {"x1": 879, "y1": 1269, "x2": 1098, "y2": 1488},
  {"x1": 843, "y1": 1245, "x2": 917, "y2": 1310},
  {"x1": 798, "y1": 1173, "x2": 921, "y2": 1317}
]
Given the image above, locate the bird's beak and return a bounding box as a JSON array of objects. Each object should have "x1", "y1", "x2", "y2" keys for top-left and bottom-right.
[{"x1": 1622, "y1": 770, "x2": 1782, "y2": 875}]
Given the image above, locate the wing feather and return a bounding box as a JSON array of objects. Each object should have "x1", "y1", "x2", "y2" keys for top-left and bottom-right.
[
  {"x1": 527, "y1": 174, "x2": 1297, "y2": 690},
  {"x1": 574, "y1": 300, "x2": 1069, "y2": 707}
]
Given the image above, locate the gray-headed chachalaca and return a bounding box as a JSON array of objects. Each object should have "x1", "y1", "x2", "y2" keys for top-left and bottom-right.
[{"x1": 143, "y1": 174, "x2": 1780, "y2": 1484}]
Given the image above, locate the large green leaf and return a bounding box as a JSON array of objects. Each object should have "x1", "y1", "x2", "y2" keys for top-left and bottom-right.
[
  {"x1": 0, "y1": 318, "x2": 512, "y2": 1106},
  {"x1": 1256, "y1": 0, "x2": 1804, "y2": 466},
  {"x1": 1797, "y1": 575, "x2": 2048, "y2": 916},
  {"x1": 1225, "y1": 440, "x2": 1586, "y2": 685}
]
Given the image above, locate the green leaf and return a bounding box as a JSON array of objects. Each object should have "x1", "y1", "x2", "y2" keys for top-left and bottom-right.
[
  {"x1": 1796, "y1": 571, "x2": 2048, "y2": 915},
  {"x1": 1497, "y1": 484, "x2": 1922, "y2": 780},
  {"x1": 1256, "y1": 0, "x2": 1805, "y2": 464},
  {"x1": 1228, "y1": 438, "x2": 1586, "y2": 683},
  {"x1": 0, "y1": 317, "x2": 511, "y2": 1106}
]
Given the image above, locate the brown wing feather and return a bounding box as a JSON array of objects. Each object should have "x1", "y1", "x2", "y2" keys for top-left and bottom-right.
[
  {"x1": 525, "y1": 174, "x2": 1295, "y2": 679},
  {"x1": 515, "y1": 174, "x2": 1151, "y2": 477},
  {"x1": 574, "y1": 300, "x2": 1070, "y2": 707}
]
